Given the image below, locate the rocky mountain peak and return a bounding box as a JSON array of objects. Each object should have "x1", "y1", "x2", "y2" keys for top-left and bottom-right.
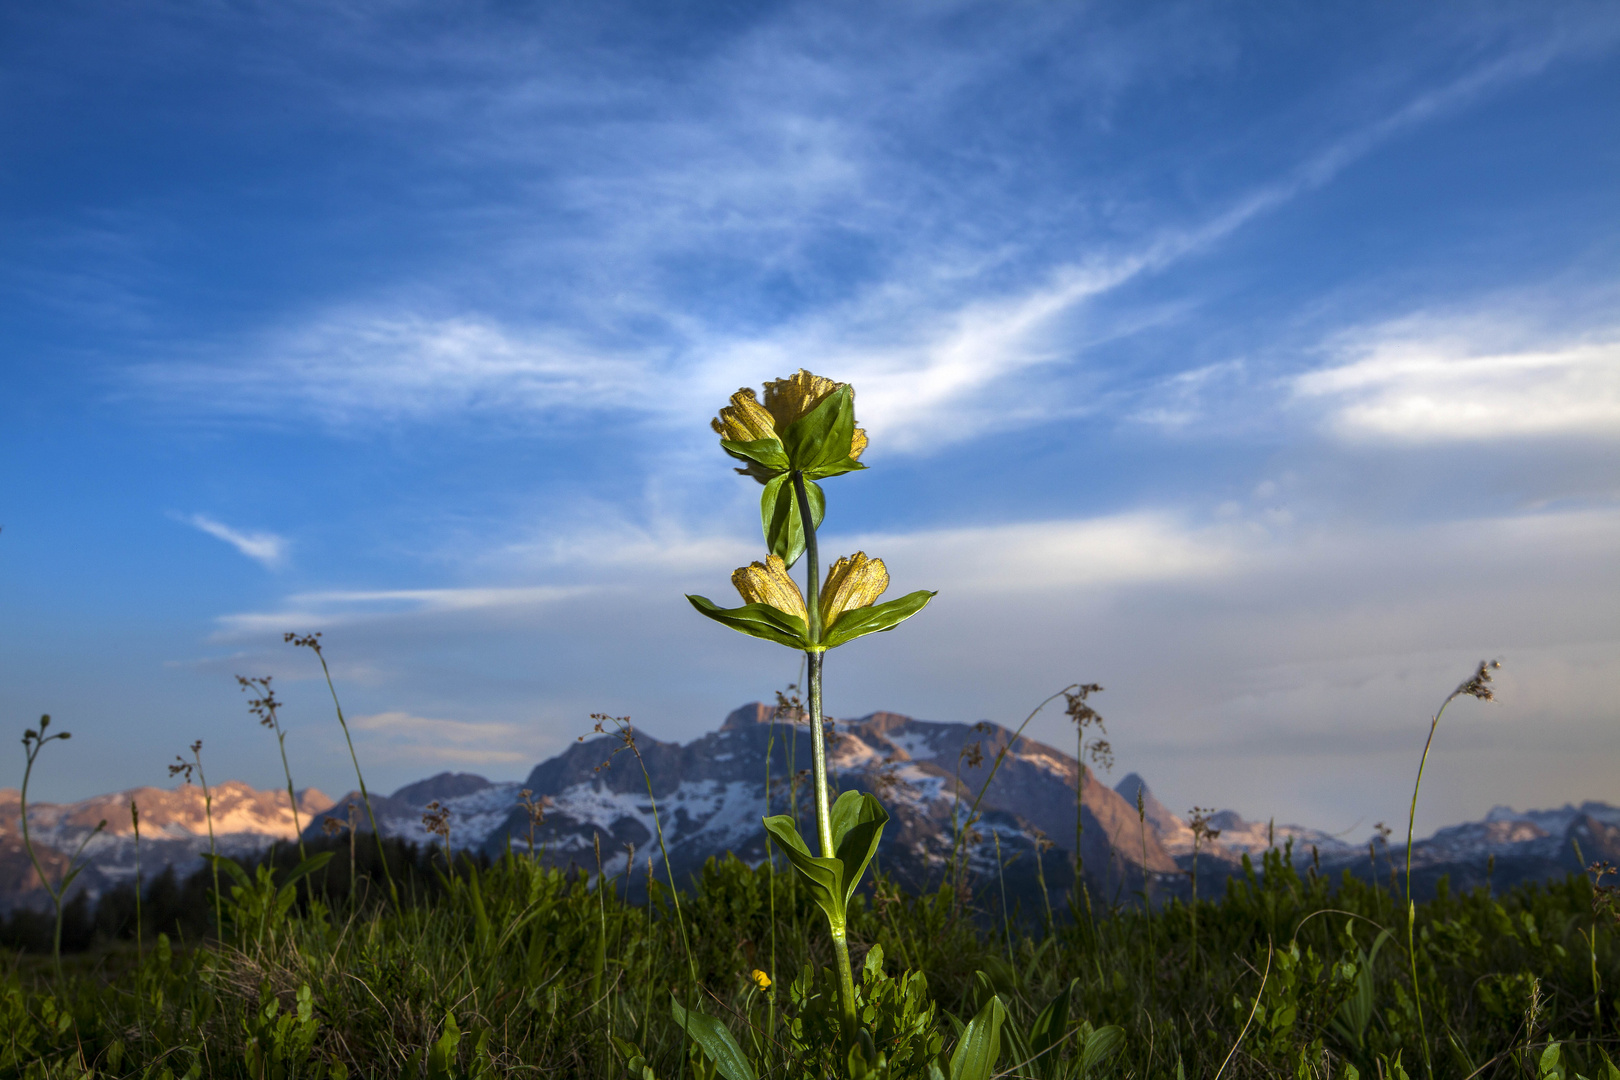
[
  {"x1": 390, "y1": 772, "x2": 494, "y2": 805},
  {"x1": 721, "y1": 703, "x2": 776, "y2": 729}
]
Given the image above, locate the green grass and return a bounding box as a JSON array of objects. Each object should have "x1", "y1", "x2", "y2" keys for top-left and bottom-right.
[{"x1": 3, "y1": 837, "x2": 1617, "y2": 1079}]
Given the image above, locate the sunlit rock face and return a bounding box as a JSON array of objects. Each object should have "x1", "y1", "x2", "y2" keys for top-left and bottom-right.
[{"x1": 0, "y1": 782, "x2": 333, "y2": 912}]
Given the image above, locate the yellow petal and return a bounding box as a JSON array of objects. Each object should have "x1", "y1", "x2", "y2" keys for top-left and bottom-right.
[
  {"x1": 761, "y1": 369, "x2": 842, "y2": 431},
  {"x1": 711, "y1": 388, "x2": 779, "y2": 444},
  {"x1": 849, "y1": 426, "x2": 868, "y2": 461},
  {"x1": 732, "y1": 555, "x2": 808, "y2": 622},
  {"x1": 819, "y1": 551, "x2": 889, "y2": 628}
]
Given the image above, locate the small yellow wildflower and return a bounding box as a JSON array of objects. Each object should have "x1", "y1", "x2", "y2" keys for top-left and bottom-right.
[
  {"x1": 731, "y1": 556, "x2": 808, "y2": 622},
  {"x1": 751, "y1": 969, "x2": 772, "y2": 990}
]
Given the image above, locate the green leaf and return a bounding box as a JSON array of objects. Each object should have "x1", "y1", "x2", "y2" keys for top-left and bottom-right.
[
  {"x1": 209, "y1": 854, "x2": 253, "y2": 890},
  {"x1": 281, "y1": 851, "x2": 335, "y2": 891},
  {"x1": 1079, "y1": 1025, "x2": 1124, "y2": 1078},
  {"x1": 687, "y1": 595, "x2": 809, "y2": 650},
  {"x1": 1028, "y1": 979, "x2": 1075, "y2": 1064},
  {"x1": 804, "y1": 455, "x2": 867, "y2": 481},
  {"x1": 829, "y1": 791, "x2": 889, "y2": 909},
  {"x1": 780, "y1": 385, "x2": 856, "y2": 473},
  {"x1": 427, "y1": 1012, "x2": 462, "y2": 1080},
  {"x1": 949, "y1": 994, "x2": 1006, "y2": 1080},
  {"x1": 821, "y1": 590, "x2": 936, "y2": 649},
  {"x1": 862, "y1": 941, "x2": 885, "y2": 982},
  {"x1": 761, "y1": 814, "x2": 847, "y2": 926},
  {"x1": 719, "y1": 437, "x2": 788, "y2": 475},
  {"x1": 671, "y1": 995, "x2": 758, "y2": 1080},
  {"x1": 760, "y1": 474, "x2": 824, "y2": 568}
]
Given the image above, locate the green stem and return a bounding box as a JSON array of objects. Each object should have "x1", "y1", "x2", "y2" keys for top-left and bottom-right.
[
  {"x1": 19, "y1": 731, "x2": 64, "y2": 980},
  {"x1": 312, "y1": 646, "x2": 400, "y2": 908},
  {"x1": 950, "y1": 686, "x2": 1073, "y2": 882},
  {"x1": 1190, "y1": 832, "x2": 1199, "y2": 975},
  {"x1": 1405, "y1": 690, "x2": 1465, "y2": 1080},
  {"x1": 792, "y1": 470, "x2": 858, "y2": 1039},
  {"x1": 194, "y1": 751, "x2": 224, "y2": 943},
  {"x1": 275, "y1": 729, "x2": 307, "y2": 863}
]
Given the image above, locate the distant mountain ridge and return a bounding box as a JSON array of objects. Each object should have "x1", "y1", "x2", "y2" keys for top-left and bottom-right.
[
  {"x1": 2, "y1": 704, "x2": 1613, "y2": 910},
  {"x1": 0, "y1": 782, "x2": 333, "y2": 912}
]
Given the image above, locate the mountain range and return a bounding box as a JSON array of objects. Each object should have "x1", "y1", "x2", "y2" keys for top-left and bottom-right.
[{"x1": 4, "y1": 703, "x2": 1614, "y2": 912}]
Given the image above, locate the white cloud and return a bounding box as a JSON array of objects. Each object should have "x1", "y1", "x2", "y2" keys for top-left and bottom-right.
[
  {"x1": 183, "y1": 513, "x2": 288, "y2": 568},
  {"x1": 349, "y1": 711, "x2": 535, "y2": 766},
  {"x1": 828, "y1": 513, "x2": 1237, "y2": 593},
  {"x1": 124, "y1": 31, "x2": 1583, "y2": 455},
  {"x1": 1297, "y1": 338, "x2": 1620, "y2": 443},
  {"x1": 136, "y1": 314, "x2": 660, "y2": 426},
  {"x1": 214, "y1": 583, "x2": 598, "y2": 636}
]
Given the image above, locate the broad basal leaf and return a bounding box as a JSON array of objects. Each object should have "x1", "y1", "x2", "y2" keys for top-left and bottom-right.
[
  {"x1": 949, "y1": 994, "x2": 1006, "y2": 1080},
  {"x1": 671, "y1": 995, "x2": 758, "y2": 1080}
]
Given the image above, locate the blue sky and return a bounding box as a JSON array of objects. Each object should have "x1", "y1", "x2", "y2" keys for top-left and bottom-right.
[{"x1": 3, "y1": 1, "x2": 1617, "y2": 837}]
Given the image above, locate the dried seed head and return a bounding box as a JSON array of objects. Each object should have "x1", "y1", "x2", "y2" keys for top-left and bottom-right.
[
  {"x1": 1456, "y1": 659, "x2": 1503, "y2": 702},
  {"x1": 1064, "y1": 684, "x2": 1106, "y2": 732},
  {"x1": 1188, "y1": 807, "x2": 1221, "y2": 843},
  {"x1": 1087, "y1": 739, "x2": 1114, "y2": 773},
  {"x1": 421, "y1": 800, "x2": 451, "y2": 840},
  {"x1": 285, "y1": 632, "x2": 323, "y2": 654}
]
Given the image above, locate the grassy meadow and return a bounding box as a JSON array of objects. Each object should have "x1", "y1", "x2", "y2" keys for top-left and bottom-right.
[{"x1": 3, "y1": 797, "x2": 1617, "y2": 1079}]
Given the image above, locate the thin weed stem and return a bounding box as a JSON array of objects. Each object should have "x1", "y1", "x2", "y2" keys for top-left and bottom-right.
[
  {"x1": 131, "y1": 799, "x2": 143, "y2": 1032},
  {"x1": 1403, "y1": 659, "x2": 1500, "y2": 1080},
  {"x1": 286, "y1": 632, "x2": 400, "y2": 908},
  {"x1": 994, "y1": 831, "x2": 1013, "y2": 962},
  {"x1": 949, "y1": 685, "x2": 1079, "y2": 885},
  {"x1": 238, "y1": 676, "x2": 307, "y2": 863},
  {"x1": 19, "y1": 714, "x2": 91, "y2": 980},
  {"x1": 169, "y1": 741, "x2": 222, "y2": 941},
  {"x1": 591, "y1": 714, "x2": 698, "y2": 990}
]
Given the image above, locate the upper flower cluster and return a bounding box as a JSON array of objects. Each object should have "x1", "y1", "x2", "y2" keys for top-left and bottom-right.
[{"x1": 710, "y1": 369, "x2": 868, "y2": 486}]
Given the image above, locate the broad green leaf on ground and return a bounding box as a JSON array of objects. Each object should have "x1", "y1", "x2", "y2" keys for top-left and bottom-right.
[{"x1": 671, "y1": 995, "x2": 757, "y2": 1080}]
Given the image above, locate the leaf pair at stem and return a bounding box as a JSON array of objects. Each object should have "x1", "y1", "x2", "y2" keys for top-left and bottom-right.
[
  {"x1": 762, "y1": 789, "x2": 889, "y2": 936},
  {"x1": 688, "y1": 553, "x2": 934, "y2": 652}
]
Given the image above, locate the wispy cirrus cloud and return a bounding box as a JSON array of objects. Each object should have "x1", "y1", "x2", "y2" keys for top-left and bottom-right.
[
  {"x1": 1297, "y1": 338, "x2": 1620, "y2": 443},
  {"x1": 181, "y1": 513, "x2": 288, "y2": 568},
  {"x1": 349, "y1": 711, "x2": 536, "y2": 766},
  {"x1": 116, "y1": 16, "x2": 1603, "y2": 455},
  {"x1": 214, "y1": 583, "x2": 599, "y2": 637},
  {"x1": 134, "y1": 314, "x2": 661, "y2": 427}
]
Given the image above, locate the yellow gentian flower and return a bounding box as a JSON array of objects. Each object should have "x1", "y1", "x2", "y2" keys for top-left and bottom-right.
[
  {"x1": 731, "y1": 555, "x2": 807, "y2": 622},
  {"x1": 819, "y1": 552, "x2": 888, "y2": 629},
  {"x1": 710, "y1": 388, "x2": 778, "y2": 445},
  {"x1": 710, "y1": 369, "x2": 867, "y2": 483}
]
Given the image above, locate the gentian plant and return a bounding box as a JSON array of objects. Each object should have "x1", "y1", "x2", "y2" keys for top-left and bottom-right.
[{"x1": 689, "y1": 370, "x2": 934, "y2": 1043}]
